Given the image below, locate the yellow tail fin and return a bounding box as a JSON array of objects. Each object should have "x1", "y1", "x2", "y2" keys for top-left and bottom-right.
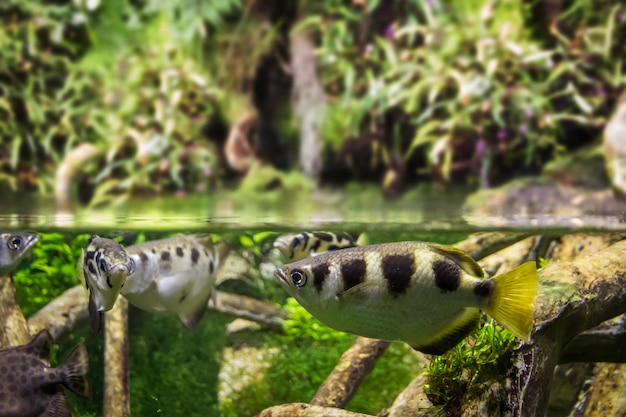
[{"x1": 483, "y1": 261, "x2": 538, "y2": 340}]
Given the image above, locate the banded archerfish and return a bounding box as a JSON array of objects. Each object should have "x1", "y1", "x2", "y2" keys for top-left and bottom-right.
[
  {"x1": 274, "y1": 241, "x2": 538, "y2": 354},
  {"x1": 80, "y1": 234, "x2": 220, "y2": 332},
  {"x1": 273, "y1": 231, "x2": 359, "y2": 262}
]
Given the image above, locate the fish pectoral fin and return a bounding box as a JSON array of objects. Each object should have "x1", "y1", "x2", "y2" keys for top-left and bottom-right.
[
  {"x1": 88, "y1": 291, "x2": 103, "y2": 333},
  {"x1": 431, "y1": 244, "x2": 485, "y2": 278},
  {"x1": 336, "y1": 280, "x2": 378, "y2": 300},
  {"x1": 407, "y1": 308, "x2": 481, "y2": 355},
  {"x1": 59, "y1": 341, "x2": 91, "y2": 398}
]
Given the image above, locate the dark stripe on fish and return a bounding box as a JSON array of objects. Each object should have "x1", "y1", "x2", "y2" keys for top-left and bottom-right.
[
  {"x1": 433, "y1": 259, "x2": 461, "y2": 292},
  {"x1": 191, "y1": 248, "x2": 199, "y2": 264},
  {"x1": 381, "y1": 254, "x2": 415, "y2": 296},
  {"x1": 209, "y1": 260, "x2": 214, "y2": 275},
  {"x1": 312, "y1": 263, "x2": 330, "y2": 293},
  {"x1": 161, "y1": 251, "x2": 171, "y2": 262},
  {"x1": 313, "y1": 232, "x2": 334, "y2": 242},
  {"x1": 473, "y1": 280, "x2": 493, "y2": 297},
  {"x1": 139, "y1": 252, "x2": 149, "y2": 263},
  {"x1": 340, "y1": 258, "x2": 366, "y2": 291},
  {"x1": 176, "y1": 247, "x2": 184, "y2": 257}
]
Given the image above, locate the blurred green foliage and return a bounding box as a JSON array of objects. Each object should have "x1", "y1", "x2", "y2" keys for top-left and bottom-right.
[
  {"x1": 14, "y1": 232, "x2": 89, "y2": 316},
  {"x1": 2, "y1": 0, "x2": 625, "y2": 198}
]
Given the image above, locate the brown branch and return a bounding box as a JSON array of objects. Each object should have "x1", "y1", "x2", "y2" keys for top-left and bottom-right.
[
  {"x1": 104, "y1": 297, "x2": 130, "y2": 417},
  {"x1": 0, "y1": 275, "x2": 31, "y2": 347},
  {"x1": 210, "y1": 290, "x2": 288, "y2": 330},
  {"x1": 28, "y1": 285, "x2": 88, "y2": 341},
  {"x1": 310, "y1": 338, "x2": 390, "y2": 408},
  {"x1": 454, "y1": 232, "x2": 533, "y2": 261},
  {"x1": 381, "y1": 374, "x2": 435, "y2": 417},
  {"x1": 256, "y1": 403, "x2": 375, "y2": 417},
  {"x1": 559, "y1": 315, "x2": 626, "y2": 364}
]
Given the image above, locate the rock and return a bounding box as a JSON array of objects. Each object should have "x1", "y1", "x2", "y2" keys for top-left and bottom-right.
[
  {"x1": 543, "y1": 144, "x2": 608, "y2": 189},
  {"x1": 603, "y1": 90, "x2": 626, "y2": 199},
  {"x1": 463, "y1": 177, "x2": 625, "y2": 227}
]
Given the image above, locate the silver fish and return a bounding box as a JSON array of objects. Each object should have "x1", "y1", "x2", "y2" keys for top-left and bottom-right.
[
  {"x1": 0, "y1": 330, "x2": 90, "y2": 417},
  {"x1": 0, "y1": 231, "x2": 39, "y2": 277},
  {"x1": 273, "y1": 231, "x2": 358, "y2": 262},
  {"x1": 81, "y1": 234, "x2": 220, "y2": 331},
  {"x1": 80, "y1": 235, "x2": 135, "y2": 332},
  {"x1": 274, "y1": 241, "x2": 538, "y2": 354}
]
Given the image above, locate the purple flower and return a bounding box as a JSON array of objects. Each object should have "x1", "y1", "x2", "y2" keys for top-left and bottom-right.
[
  {"x1": 518, "y1": 124, "x2": 528, "y2": 134},
  {"x1": 497, "y1": 130, "x2": 508, "y2": 141},
  {"x1": 525, "y1": 108, "x2": 534, "y2": 119},
  {"x1": 384, "y1": 24, "x2": 394, "y2": 40},
  {"x1": 475, "y1": 138, "x2": 486, "y2": 156}
]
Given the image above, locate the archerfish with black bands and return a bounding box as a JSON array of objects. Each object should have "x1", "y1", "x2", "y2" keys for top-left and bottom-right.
[
  {"x1": 80, "y1": 234, "x2": 220, "y2": 332},
  {"x1": 273, "y1": 231, "x2": 358, "y2": 262},
  {"x1": 273, "y1": 241, "x2": 538, "y2": 354}
]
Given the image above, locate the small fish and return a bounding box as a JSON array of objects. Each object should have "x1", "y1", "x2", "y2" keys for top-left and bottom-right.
[
  {"x1": 273, "y1": 231, "x2": 358, "y2": 262},
  {"x1": 80, "y1": 235, "x2": 135, "y2": 332},
  {"x1": 122, "y1": 235, "x2": 219, "y2": 330},
  {"x1": 81, "y1": 234, "x2": 220, "y2": 331},
  {"x1": 274, "y1": 241, "x2": 538, "y2": 354},
  {"x1": 0, "y1": 231, "x2": 39, "y2": 277},
  {"x1": 0, "y1": 329, "x2": 90, "y2": 417}
]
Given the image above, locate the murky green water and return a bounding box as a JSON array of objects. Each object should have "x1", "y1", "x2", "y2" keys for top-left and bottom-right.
[{"x1": 2, "y1": 189, "x2": 625, "y2": 416}]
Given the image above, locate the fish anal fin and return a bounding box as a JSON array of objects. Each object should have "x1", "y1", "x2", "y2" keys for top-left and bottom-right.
[
  {"x1": 59, "y1": 341, "x2": 91, "y2": 398},
  {"x1": 483, "y1": 261, "x2": 538, "y2": 340},
  {"x1": 180, "y1": 292, "x2": 211, "y2": 330},
  {"x1": 431, "y1": 244, "x2": 485, "y2": 278},
  {"x1": 44, "y1": 388, "x2": 71, "y2": 417},
  {"x1": 408, "y1": 308, "x2": 480, "y2": 355}
]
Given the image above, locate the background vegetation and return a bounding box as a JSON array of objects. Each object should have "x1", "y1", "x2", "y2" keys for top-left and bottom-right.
[{"x1": 1, "y1": 0, "x2": 624, "y2": 203}]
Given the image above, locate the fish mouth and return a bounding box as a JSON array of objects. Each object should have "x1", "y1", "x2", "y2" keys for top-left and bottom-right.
[
  {"x1": 24, "y1": 233, "x2": 40, "y2": 251},
  {"x1": 273, "y1": 268, "x2": 288, "y2": 286},
  {"x1": 108, "y1": 264, "x2": 131, "y2": 286}
]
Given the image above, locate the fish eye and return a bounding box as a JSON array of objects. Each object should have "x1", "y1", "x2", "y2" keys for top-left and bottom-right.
[
  {"x1": 8, "y1": 236, "x2": 23, "y2": 251},
  {"x1": 290, "y1": 269, "x2": 307, "y2": 287},
  {"x1": 98, "y1": 258, "x2": 108, "y2": 273}
]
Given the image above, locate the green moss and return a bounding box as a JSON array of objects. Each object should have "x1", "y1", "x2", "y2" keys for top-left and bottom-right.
[{"x1": 424, "y1": 320, "x2": 516, "y2": 409}]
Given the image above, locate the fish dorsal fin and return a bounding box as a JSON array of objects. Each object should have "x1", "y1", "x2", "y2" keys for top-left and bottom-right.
[
  {"x1": 430, "y1": 244, "x2": 485, "y2": 278},
  {"x1": 190, "y1": 234, "x2": 214, "y2": 251},
  {"x1": 26, "y1": 330, "x2": 53, "y2": 360}
]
